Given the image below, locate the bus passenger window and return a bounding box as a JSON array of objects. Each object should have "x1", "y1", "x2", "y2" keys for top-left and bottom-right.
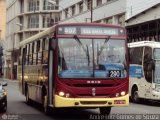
[
  {"x1": 42, "y1": 38, "x2": 45, "y2": 50},
  {"x1": 25, "y1": 46, "x2": 28, "y2": 65},
  {"x1": 37, "y1": 40, "x2": 42, "y2": 64},
  {"x1": 43, "y1": 51, "x2": 48, "y2": 64},
  {"x1": 37, "y1": 41, "x2": 40, "y2": 52},
  {"x1": 42, "y1": 38, "x2": 48, "y2": 64},
  {"x1": 23, "y1": 47, "x2": 27, "y2": 65},
  {"x1": 27, "y1": 44, "x2": 30, "y2": 65},
  {"x1": 129, "y1": 47, "x2": 143, "y2": 65},
  {"x1": 28, "y1": 44, "x2": 32, "y2": 65},
  {"x1": 143, "y1": 47, "x2": 152, "y2": 83},
  {"x1": 33, "y1": 42, "x2": 37, "y2": 65}
]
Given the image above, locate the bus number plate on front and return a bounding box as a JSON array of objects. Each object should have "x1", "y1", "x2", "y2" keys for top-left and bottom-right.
[{"x1": 109, "y1": 70, "x2": 121, "y2": 77}]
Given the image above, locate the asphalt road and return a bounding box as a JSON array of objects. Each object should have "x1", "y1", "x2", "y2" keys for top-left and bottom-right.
[{"x1": 0, "y1": 79, "x2": 160, "y2": 120}]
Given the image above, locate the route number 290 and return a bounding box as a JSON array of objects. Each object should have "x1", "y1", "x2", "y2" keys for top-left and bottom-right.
[{"x1": 109, "y1": 70, "x2": 121, "y2": 77}]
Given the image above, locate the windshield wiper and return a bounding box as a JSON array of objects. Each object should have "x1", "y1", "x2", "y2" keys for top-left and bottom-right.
[
  {"x1": 97, "y1": 36, "x2": 110, "y2": 64},
  {"x1": 73, "y1": 35, "x2": 90, "y2": 66},
  {"x1": 97, "y1": 36, "x2": 110, "y2": 57},
  {"x1": 86, "y1": 45, "x2": 90, "y2": 66}
]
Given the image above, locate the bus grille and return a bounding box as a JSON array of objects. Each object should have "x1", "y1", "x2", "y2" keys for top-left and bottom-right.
[
  {"x1": 73, "y1": 84, "x2": 114, "y2": 87},
  {"x1": 76, "y1": 94, "x2": 111, "y2": 98},
  {"x1": 80, "y1": 101, "x2": 107, "y2": 105}
]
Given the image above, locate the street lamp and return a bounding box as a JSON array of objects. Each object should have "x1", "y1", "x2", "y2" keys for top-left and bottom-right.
[
  {"x1": 48, "y1": 0, "x2": 79, "y2": 22},
  {"x1": 16, "y1": 23, "x2": 24, "y2": 31},
  {"x1": 48, "y1": 0, "x2": 56, "y2": 5},
  {"x1": 90, "y1": 0, "x2": 93, "y2": 23},
  {"x1": 16, "y1": 23, "x2": 23, "y2": 27}
]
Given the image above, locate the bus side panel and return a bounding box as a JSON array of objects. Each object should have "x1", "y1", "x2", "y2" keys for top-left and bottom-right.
[
  {"x1": 24, "y1": 65, "x2": 48, "y2": 104},
  {"x1": 129, "y1": 46, "x2": 153, "y2": 100}
]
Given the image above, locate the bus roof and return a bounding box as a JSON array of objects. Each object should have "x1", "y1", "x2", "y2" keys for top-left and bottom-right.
[
  {"x1": 20, "y1": 23, "x2": 125, "y2": 47},
  {"x1": 57, "y1": 22, "x2": 125, "y2": 28},
  {"x1": 128, "y1": 41, "x2": 160, "y2": 48},
  {"x1": 20, "y1": 25, "x2": 56, "y2": 47}
]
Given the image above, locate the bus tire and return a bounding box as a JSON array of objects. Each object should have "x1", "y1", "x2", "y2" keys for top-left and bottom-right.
[
  {"x1": 99, "y1": 107, "x2": 111, "y2": 115},
  {"x1": 43, "y1": 95, "x2": 52, "y2": 115},
  {"x1": 132, "y1": 87, "x2": 140, "y2": 103},
  {"x1": 26, "y1": 88, "x2": 31, "y2": 105}
]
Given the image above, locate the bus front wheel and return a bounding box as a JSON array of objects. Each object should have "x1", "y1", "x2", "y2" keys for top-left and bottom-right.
[
  {"x1": 99, "y1": 107, "x2": 111, "y2": 115},
  {"x1": 43, "y1": 96, "x2": 52, "y2": 115},
  {"x1": 132, "y1": 88, "x2": 140, "y2": 103}
]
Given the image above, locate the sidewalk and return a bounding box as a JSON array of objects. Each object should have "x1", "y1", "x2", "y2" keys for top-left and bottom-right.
[{"x1": 0, "y1": 77, "x2": 18, "y2": 82}]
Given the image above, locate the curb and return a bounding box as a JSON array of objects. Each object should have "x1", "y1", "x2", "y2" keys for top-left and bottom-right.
[{"x1": 0, "y1": 78, "x2": 18, "y2": 82}]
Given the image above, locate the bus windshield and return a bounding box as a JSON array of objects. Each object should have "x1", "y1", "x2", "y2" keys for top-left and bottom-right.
[
  {"x1": 154, "y1": 61, "x2": 160, "y2": 83},
  {"x1": 58, "y1": 38, "x2": 127, "y2": 78}
]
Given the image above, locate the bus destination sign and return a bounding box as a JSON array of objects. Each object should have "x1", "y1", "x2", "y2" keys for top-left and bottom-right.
[{"x1": 58, "y1": 26, "x2": 125, "y2": 36}]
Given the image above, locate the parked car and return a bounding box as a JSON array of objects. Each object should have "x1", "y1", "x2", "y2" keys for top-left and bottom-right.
[{"x1": 0, "y1": 81, "x2": 7, "y2": 112}]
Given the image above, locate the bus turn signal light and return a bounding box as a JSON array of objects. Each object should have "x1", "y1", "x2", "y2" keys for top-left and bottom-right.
[
  {"x1": 65, "y1": 93, "x2": 70, "y2": 98},
  {"x1": 115, "y1": 93, "x2": 120, "y2": 97}
]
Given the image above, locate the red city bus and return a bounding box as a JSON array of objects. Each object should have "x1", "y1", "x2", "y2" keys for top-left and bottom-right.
[{"x1": 18, "y1": 23, "x2": 129, "y2": 115}]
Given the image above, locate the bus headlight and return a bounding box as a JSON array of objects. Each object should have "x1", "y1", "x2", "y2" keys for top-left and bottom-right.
[
  {"x1": 121, "y1": 91, "x2": 126, "y2": 96},
  {"x1": 59, "y1": 91, "x2": 65, "y2": 97},
  {"x1": 58, "y1": 92, "x2": 71, "y2": 98}
]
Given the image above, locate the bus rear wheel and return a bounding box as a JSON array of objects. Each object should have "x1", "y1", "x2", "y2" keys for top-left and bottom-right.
[
  {"x1": 26, "y1": 90, "x2": 31, "y2": 105},
  {"x1": 99, "y1": 107, "x2": 111, "y2": 115},
  {"x1": 132, "y1": 88, "x2": 140, "y2": 103}
]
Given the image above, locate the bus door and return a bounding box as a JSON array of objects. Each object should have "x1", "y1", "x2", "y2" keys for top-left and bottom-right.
[
  {"x1": 143, "y1": 47, "x2": 152, "y2": 98},
  {"x1": 48, "y1": 38, "x2": 55, "y2": 106}
]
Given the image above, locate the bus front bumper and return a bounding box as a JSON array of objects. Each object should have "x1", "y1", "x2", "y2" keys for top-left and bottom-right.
[{"x1": 55, "y1": 94, "x2": 129, "y2": 108}]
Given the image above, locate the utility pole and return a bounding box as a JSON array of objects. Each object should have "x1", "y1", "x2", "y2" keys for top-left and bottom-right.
[
  {"x1": 91, "y1": 0, "x2": 93, "y2": 23},
  {"x1": 0, "y1": 30, "x2": 1, "y2": 40},
  {"x1": 0, "y1": 30, "x2": 2, "y2": 77},
  {"x1": 11, "y1": 33, "x2": 15, "y2": 79}
]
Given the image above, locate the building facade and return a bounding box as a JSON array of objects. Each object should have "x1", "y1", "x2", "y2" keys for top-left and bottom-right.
[
  {"x1": 0, "y1": 0, "x2": 6, "y2": 77},
  {"x1": 0, "y1": 0, "x2": 6, "y2": 40},
  {"x1": 59, "y1": 0, "x2": 126, "y2": 26},
  {"x1": 5, "y1": 0, "x2": 60, "y2": 79},
  {"x1": 126, "y1": 0, "x2": 160, "y2": 43},
  {"x1": 126, "y1": 0, "x2": 160, "y2": 19}
]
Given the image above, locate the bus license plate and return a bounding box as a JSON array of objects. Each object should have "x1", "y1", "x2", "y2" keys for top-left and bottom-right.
[{"x1": 114, "y1": 100, "x2": 126, "y2": 104}]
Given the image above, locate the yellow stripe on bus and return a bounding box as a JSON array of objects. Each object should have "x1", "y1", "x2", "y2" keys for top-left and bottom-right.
[{"x1": 54, "y1": 94, "x2": 129, "y2": 107}]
